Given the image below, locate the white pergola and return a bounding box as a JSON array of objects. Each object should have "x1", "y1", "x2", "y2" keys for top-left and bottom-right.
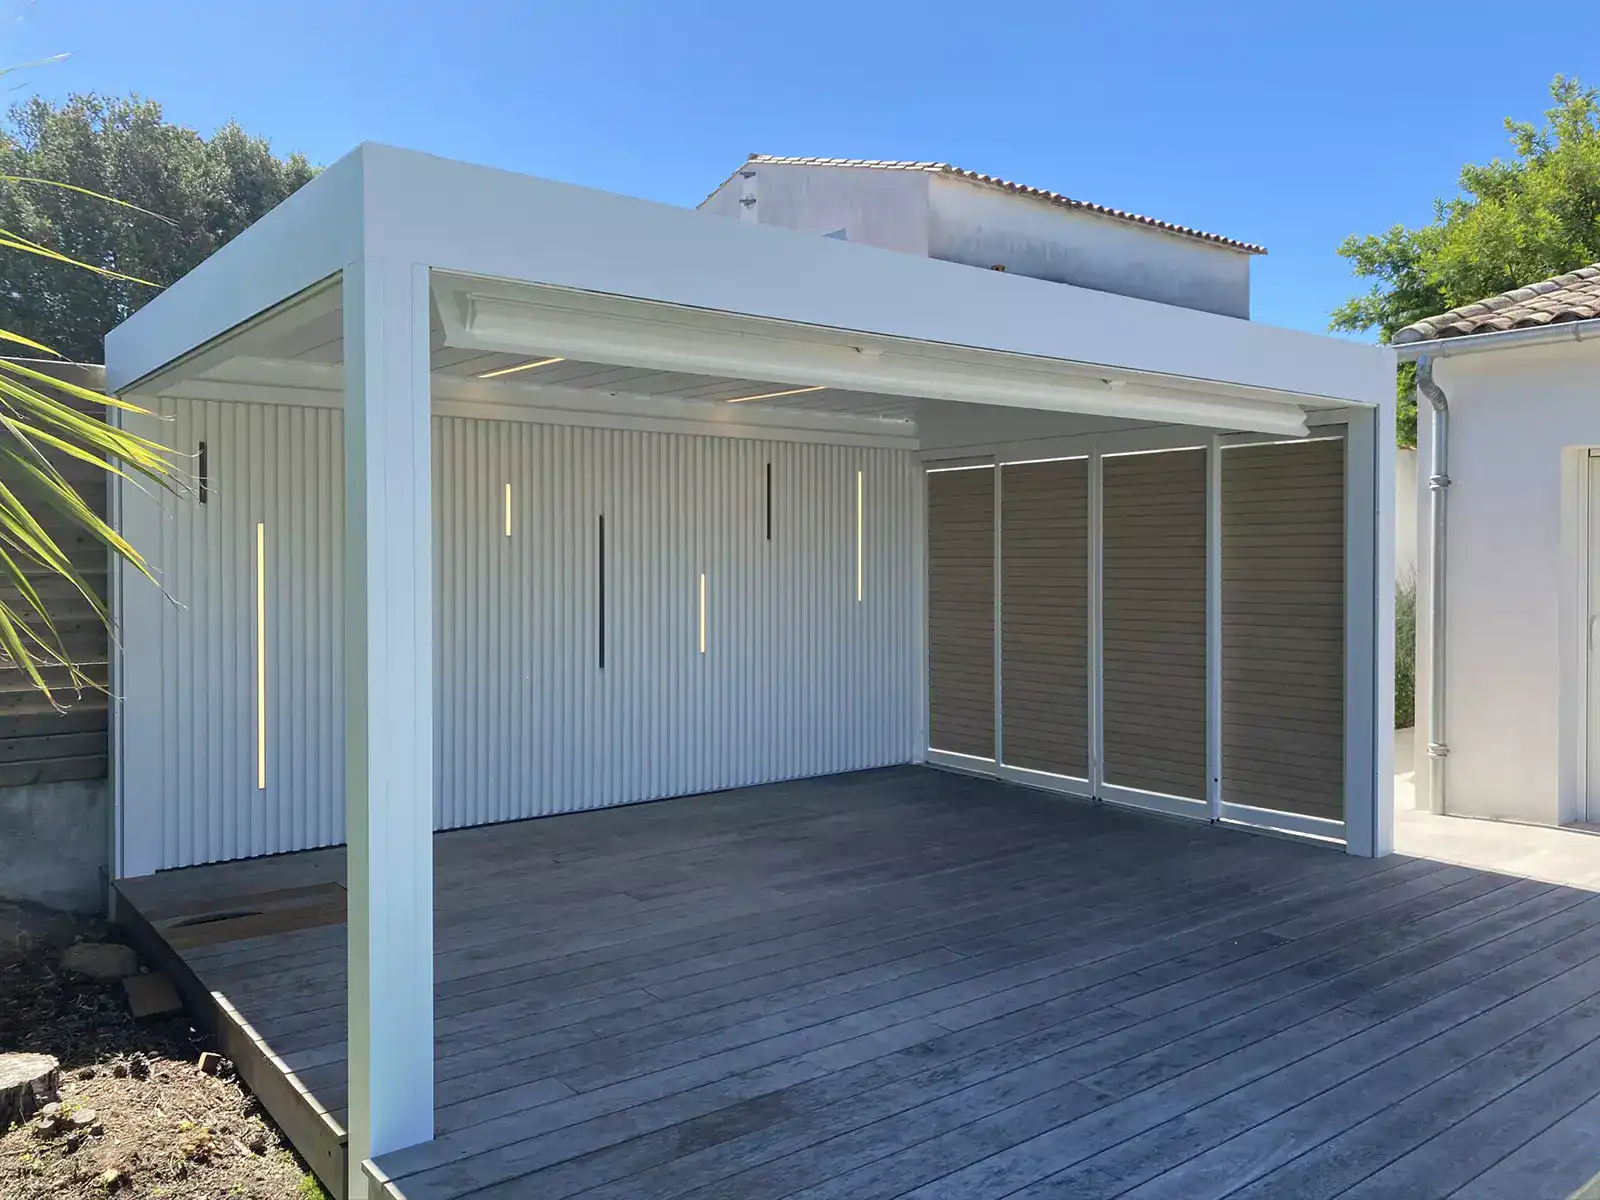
[{"x1": 105, "y1": 143, "x2": 1395, "y2": 1195}]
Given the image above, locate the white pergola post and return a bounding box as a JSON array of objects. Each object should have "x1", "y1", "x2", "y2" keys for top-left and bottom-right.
[
  {"x1": 343, "y1": 256, "x2": 435, "y2": 1195},
  {"x1": 1343, "y1": 402, "x2": 1396, "y2": 857}
]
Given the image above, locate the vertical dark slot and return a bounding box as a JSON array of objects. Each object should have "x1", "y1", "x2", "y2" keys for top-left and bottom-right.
[
  {"x1": 597, "y1": 513, "x2": 606, "y2": 669},
  {"x1": 197, "y1": 441, "x2": 209, "y2": 505},
  {"x1": 765, "y1": 462, "x2": 772, "y2": 540}
]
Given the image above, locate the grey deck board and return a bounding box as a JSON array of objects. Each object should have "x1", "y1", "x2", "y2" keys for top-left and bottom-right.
[
  {"x1": 1224, "y1": 993, "x2": 1600, "y2": 1200},
  {"x1": 113, "y1": 766, "x2": 1600, "y2": 1200}
]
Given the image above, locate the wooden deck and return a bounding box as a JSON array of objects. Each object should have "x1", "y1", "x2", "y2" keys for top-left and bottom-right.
[{"x1": 114, "y1": 766, "x2": 1600, "y2": 1200}]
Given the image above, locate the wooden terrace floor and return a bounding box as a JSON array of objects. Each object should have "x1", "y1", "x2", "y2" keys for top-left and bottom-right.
[{"x1": 115, "y1": 767, "x2": 1600, "y2": 1200}]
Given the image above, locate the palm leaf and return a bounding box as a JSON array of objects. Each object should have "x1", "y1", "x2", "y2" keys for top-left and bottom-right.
[
  {"x1": 0, "y1": 65, "x2": 189, "y2": 704},
  {"x1": 0, "y1": 245, "x2": 184, "y2": 705},
  {"x1": 0, "y1": 175, "x2": 177, "y2": 225}
]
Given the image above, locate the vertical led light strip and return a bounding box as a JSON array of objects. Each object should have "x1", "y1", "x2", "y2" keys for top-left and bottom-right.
[
  {"x1": 856, "y1": 469, "x2": 864, "y2": 602},
  {"x1": 698, "y1": 572, "x2": 707, "y2": 654},
  {"x1": 504, "y1": 482, "x2": 513, "y2": 537},
  {"x1": 255, "y1": 521, "x2": 266, "y2": 791}
]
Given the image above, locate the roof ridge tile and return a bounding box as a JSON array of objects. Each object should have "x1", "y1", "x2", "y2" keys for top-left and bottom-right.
[{"x1": 1395, "y1": 260, "x2": 1600, "y2": 344}]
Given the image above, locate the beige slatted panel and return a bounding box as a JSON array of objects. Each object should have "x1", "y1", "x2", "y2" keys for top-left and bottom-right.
[
  {"x1": 1000, "y1": 457, "x2": 1088, "y2": 777},
  {"x1": 0, "y1": 362, "x2": 109, "y2": 785},
  {"x1": 927, "y1": 467, "x2": 994, "y2": 758},
  {"x1": 1102, "y1": 448, "x2": 1207, "y2": 798},
  {"x1": 1222, "y1": 437, "x2": 1345, "y2": 820}
]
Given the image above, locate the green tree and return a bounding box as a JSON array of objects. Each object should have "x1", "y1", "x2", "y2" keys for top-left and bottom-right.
[
  {"x1": 1332, "y1": 74, "x2": 1600, "y2": 446},
  {"x1": 0, "y1": 92, "x2": 312, "y2": 699},
  {"x1": 0, "y1": 93, "x2": 316, "y2": 362}
]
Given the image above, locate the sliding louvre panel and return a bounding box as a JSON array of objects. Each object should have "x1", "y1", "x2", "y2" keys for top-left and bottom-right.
[
  {"x1": 1222, "y1": 437, "x2": 1345, "y2": 821},
  {"x1": 1102, "y1": 448, "x2": 1207, "y2": 798},
  {"x1": 927, "y1": 467, "x2": 995, "y2": 759},
  {"x1": 1000, "y1": 458, "x2": 1089, "y2": 778}
]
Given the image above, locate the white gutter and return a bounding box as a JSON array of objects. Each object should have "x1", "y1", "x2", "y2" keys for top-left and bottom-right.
[
  {"x1": 1413, "y1": 357, "x2": 1450, "y2": 815},
  {"x1": 1393, "y1": 315, "x2": 1600, "y2": 360}
]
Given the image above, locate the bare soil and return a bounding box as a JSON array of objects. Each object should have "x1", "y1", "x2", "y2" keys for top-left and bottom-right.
[{"x1": 0, "y1": 901, "x2": 323, "y2": 1199}]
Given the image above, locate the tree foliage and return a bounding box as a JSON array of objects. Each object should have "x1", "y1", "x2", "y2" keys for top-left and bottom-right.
[
  {"x1": 1331, "y1": 75, "x2": 1600, "y2": 445},
  {"x1": 0, "y1": 93, "x2": 316, "y2": 362},
  {"x1": 0, "y1": 93, "x2": 310, "y2": 700}
]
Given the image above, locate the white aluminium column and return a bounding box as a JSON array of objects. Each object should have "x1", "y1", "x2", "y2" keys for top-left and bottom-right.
[
  {"x1": 1343, "y1": 402, "x2": 1394, "y2": 857},
  {"x1": 342, "y1": 256, "x2": 435, "y2": 1192}
]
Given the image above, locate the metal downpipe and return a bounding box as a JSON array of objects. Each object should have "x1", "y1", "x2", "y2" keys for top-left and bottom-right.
[{"x1": 1414, "y1": 355, "x2": 1450, "y2": 814}]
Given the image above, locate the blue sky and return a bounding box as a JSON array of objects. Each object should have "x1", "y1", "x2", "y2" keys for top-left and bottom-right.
[{"x1": 7, "y1": 0, "x2": 1599, "y2": 336}]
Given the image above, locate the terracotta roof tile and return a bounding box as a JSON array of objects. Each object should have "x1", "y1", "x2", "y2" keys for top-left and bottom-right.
[
  {"x1": 707, "y1": 155, "x2": 1267, "y2": 255},
  {"x1": 1395, "y1": 264, "x2": 1600, "y2": 343}
]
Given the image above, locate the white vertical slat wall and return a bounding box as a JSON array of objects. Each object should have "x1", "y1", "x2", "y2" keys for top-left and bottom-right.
[
  {"x1": 432, "y1": 419, "x2": 923, "y2": 829},
  {"x1": 127, "y1": 396, "x2": 346, "y2": 870},
  {"x1": 122, "y1": 399, "x2": 922, "y2": 870}
]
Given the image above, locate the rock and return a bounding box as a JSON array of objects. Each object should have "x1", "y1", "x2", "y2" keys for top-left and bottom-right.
[
  {"x1": 60, "y1": 941, "x2": 138, "y2": 980},
  {"x1": 0, "y1": 1052, "x2": 60, "y2": 1129},
  {"x1": 69, "y1": 1107, "x2": 98, "y2": 1130},
  {"x1": 122, "y1": 972, "x2": 182, "y2": 1019}
]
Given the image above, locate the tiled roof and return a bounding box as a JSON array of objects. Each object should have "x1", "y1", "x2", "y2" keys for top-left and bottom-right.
[
  {"x1": 708, "y1": 155, "x2": 1267, "y2": 255},
  {"x1": 1395, "y1": 264, "x2": 1600, "y2": 344}
]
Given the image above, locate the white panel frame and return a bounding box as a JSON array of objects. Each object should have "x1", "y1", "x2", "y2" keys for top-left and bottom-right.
[
  {"x1": 1102, "y1": 783, "x2": 1210, "y2": 821},
  {"x1": 1219, "y1": 801, "x2": 1346, "y2": 843},
  {"x1": 1215, "y1": 413, "x2": 1385, "y2": 853},
  {"x1": 991, "y1": 463, "x2": 1003, "y2": 767},
  {"x1": 994, "y1": 453, "x2": 1093, "y2": 796},
  {"x1": 923, "y1": 412, "x2": 1392, "y2": 856},
  {"x1": 923, "y1": 457, "x2": 998, "y2": 766},
  {"x1": 926, "y1": 747, "x2": 999, "y2": 775},
  {"x1": 997, "y1": 763, "x2": 1094, "y2": 799},
  {"x1": 1088, "y1": 448, "x2": 1105, "y2": 798},
  {"x1": 1205, "y1": 435, "x2": 1223, "y2": 822}
]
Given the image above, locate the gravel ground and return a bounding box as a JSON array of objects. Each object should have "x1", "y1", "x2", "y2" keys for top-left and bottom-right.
[{"x1": 0, "y1": 901, "x2": 324, "y2": 1200}]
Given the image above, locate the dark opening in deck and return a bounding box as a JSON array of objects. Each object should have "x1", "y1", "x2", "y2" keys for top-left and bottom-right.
[{"x1": 115, "y1": 767, "x2": 1600, "y2": 1200}]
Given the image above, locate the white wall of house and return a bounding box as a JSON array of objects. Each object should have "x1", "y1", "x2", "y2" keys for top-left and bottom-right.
[
  {"x1": 700, "y1": 164, "x2": 931, "y2": 255},
  {"x1": 1396, "y1": 446, "x2": 1417, "y2": 587},
  {"x1": 702, "y1": 162, "x2": 1253, "y2": 318},
  {"x1": 1414, "y1": 338, "x2": 1600, "y2": 825},
  {"x1": 925, "y1": 175, "x2": 1250, "y2": 318}
]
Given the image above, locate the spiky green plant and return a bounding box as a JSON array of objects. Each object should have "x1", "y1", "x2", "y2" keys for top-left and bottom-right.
[{"x1": 0, "y1": 172, "x2": 181, "y2": 704}]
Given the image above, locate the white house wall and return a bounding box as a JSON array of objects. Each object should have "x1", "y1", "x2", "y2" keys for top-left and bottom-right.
[
  {"x1": 925, "y1": 176, "x2": 1251, "y2": 318},
  {"x1": 119, "y1": 399, "x2": 923, "y2": 871},
  {"x1": 1416, "y1": 340, "x2": 1599, "y2": 825},
  {"x1": 702, "y1": 163, "x2": 933, "y2": 255}
]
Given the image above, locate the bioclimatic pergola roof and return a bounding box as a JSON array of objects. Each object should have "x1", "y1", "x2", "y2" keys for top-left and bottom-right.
[{"x1": 108, "y1": 143, "x2": 1388, "y2": 441}]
